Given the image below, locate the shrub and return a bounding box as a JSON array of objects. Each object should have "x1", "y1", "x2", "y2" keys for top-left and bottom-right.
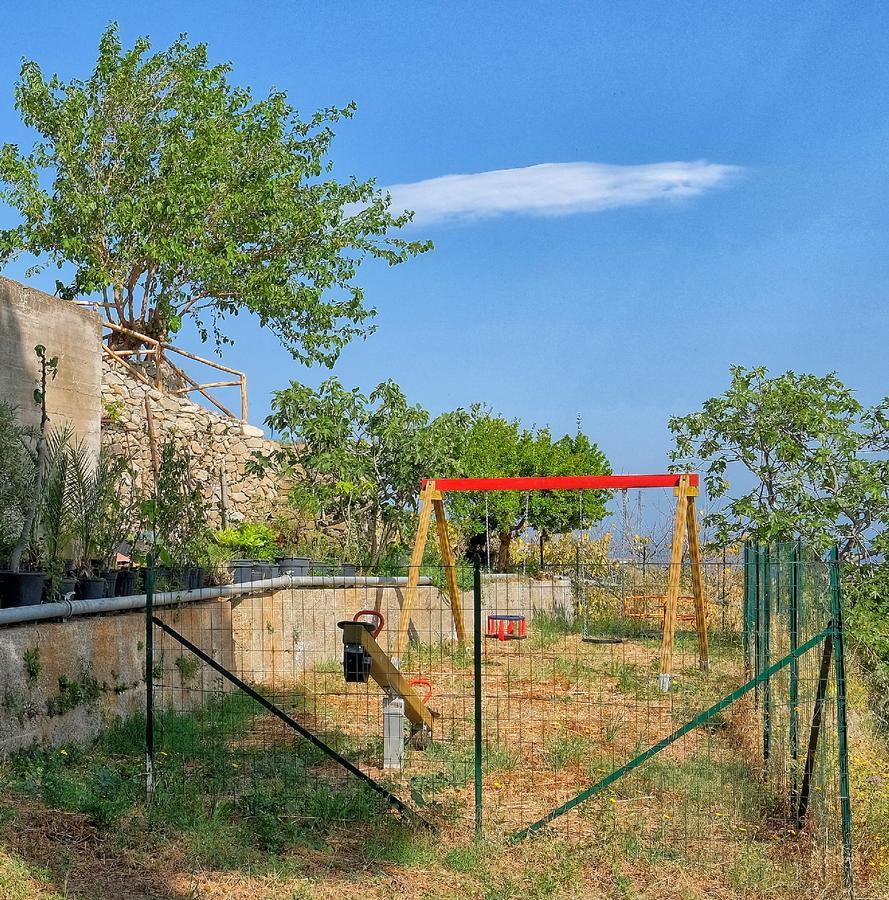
[{"x1": 214, "y1": 522, "x2": 278, "y2": 560}]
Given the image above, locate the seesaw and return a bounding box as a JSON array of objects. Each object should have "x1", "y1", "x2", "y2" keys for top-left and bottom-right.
[{"x1": 338, "y1": 610, "x2": 434, "y2": 770}]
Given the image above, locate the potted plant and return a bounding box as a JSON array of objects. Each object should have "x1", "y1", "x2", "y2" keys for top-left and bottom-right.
[
  {"x1": 149, "y1": 437, "x2": 211, "y2": 590},
  {"x1": 69, "y1": 441, "x2": 132, "y2": 599},
  {"x1": 214, "y1": 522, "x2": 280, "y2": 581},
  {"x1": 270, "y1": 515, "x2": 310, "y2": 576},
  {"x1": 38, "y1": 426, "x2": 75, "y2": 601},
  {"x1": 1, "y1": 347, "x2": 58, "y2": 607},
  {"x1": 0, "y1": 403, "x2": 34, "y2": 605}
]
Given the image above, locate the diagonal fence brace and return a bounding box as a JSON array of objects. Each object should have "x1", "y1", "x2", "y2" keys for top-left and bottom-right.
[
  {"x1": 151, "y1": 616, "x2": 433, "y2": 829},
  {"x1": 511, "y1": 627, "x2": 832, "y2": 841}
]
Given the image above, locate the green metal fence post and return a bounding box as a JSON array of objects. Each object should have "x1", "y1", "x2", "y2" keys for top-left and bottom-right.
[
  {"x1": 789, "y1": 540, "x2": 800, "y2": 811},
  {"x1": 754, "y1": 542, "x2": 761, "y2": 704},
  {"x1": 473, "y1": 562, "x2": 483, "y2": 837},
  {"x1": 742, "y1": 542, "x2": 751, "y2": 674},
  {"x1": 145, "y1": 552, "x2": 155, "y2": 800},
  {"x1": 762, "y1": 545, "x2": 772, "y2": 770},
  {"x1": 830, "y1": 547, "x2": 854, "y2": 897}
]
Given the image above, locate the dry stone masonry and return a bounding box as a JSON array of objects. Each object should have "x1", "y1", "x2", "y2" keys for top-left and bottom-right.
[{"x1": 101, "y1": 356, "x2": 291, "y2": 528}]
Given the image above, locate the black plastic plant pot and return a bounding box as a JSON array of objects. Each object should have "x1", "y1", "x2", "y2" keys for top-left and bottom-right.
[
  {"x1": 79, "y1": 576, "x2": 107, "y2": 600},
  {"x1": 0, "y1": 571, "x2": 46, "y2": 607},
  {"x1": 277, "y1": 556, "x2": 310, "y2": 576},
  {"x1": 59, "y1": 575, "x2": 77, "y2": 599},
  {"x1": 339, "y1": 564, "x2": 358, "y2": 578},
  {"x1": 101, "y1": 570, "x2": 119, "y2": 598},
  {"x1": 230, "y1": 560, "x2": 254, "y2": 583},
  {"x1": 251, "y1": 562, "x2": 279, "y2": 582},
  {"x1": 115, "y1": 568, "x2": 136, "y2": 597},
  {"x1": 187, "y1": 567, "x2": 205, "y2": 590}
]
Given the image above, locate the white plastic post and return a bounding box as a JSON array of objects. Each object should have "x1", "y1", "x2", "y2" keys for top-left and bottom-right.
[{"x1": 383, "y1": 692, "x2": 405, "y2": 770}]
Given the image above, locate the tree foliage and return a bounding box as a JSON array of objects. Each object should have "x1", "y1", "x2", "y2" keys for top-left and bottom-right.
[
  {"x1": 145, "y1": 436, "x2": 209, "y2": 568},
  {"x1": 260, "y1": 378, "x2": 468, "y2": 565},
  {"x1": 669, "y1": 365, "x2": 889, "y2": 557},
  {"x1": 447, "y1": 409, "x2": 611, "y2": 570},
  {"x1": 0, "y1": 24, "x2": 429, "y2": 364}
]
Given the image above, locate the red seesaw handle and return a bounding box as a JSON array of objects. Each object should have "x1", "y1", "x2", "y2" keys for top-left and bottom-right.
[
  {"x1": 353, "y1": 609, "x2": 384, "y2": 639},
  {"x1": 409, "y1": 677, "x2": 433, "y2": 705}
]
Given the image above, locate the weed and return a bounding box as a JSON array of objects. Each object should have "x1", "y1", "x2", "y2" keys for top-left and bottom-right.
[
  {"x1": 46, "y1": 668, "x2": 101, "y2": 717},
  {"x1": 444, "y1": 840, "x2": 491, "y2": 875},
  {"x1": 529, "y1": 612, "x2": 578, "y2": 649},
  {"x1": 313, "y1": 659, "x2": 343, "y2": 675},
  {"x1": 174, "y1": 654, "x2": 201, "y2": 682},
  {"x1": 605, "y1": 713, "x2": 622, "y2": 744},
  {"x1": 608, "y1": 660, "x2": 658, "y2": 698},
  {"x1": 22, "y1": 647, "x2": 41, "y2": 680},
  {"x1": 545, "y1": 732, "x2": 592, "y2": 770}
]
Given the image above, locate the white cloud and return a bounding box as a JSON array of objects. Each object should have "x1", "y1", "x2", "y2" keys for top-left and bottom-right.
[{"x1": 383, "y1": 160, "x2": 740, "y2": 225}]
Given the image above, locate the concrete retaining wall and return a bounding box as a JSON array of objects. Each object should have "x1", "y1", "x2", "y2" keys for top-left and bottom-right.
[{"x1": 0, "y1": 577, "x2": 572, "y2": 753}]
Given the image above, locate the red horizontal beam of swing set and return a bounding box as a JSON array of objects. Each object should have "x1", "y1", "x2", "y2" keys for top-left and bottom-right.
[{"x1": 421, "y1": 473, "x2": 698, "y2": 492}]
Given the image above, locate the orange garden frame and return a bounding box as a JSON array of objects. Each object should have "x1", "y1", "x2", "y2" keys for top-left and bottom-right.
[{"x1": 395, "y1": 473, "x2": 709, "y2": 692}]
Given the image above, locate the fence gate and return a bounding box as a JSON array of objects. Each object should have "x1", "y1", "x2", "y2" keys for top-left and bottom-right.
[{"x1": 143, "y1": 561, "x2": 488, "y2": 843}]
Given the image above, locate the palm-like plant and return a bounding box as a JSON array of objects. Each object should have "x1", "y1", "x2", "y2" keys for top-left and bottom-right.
[
  {"x1": 36, "y1": 426, "x2": 74, "y2": 591},
  {"x1": 68, "y1": 441, "x2": 134, "y2": 577},
  {"x1": 0, "y1": 402, "x2": 35, "y2": 566}
]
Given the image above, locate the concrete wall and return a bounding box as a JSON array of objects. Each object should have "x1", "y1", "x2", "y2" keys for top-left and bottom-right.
[
  {"x1": 0, "y1": 577, "x2": 572, "y2": 752},
  {"x1": 0, "y1": 278, "x2": 102, "y2": 456}
]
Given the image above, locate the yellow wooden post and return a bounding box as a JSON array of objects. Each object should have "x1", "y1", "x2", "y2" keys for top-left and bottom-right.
[
  {"x1": 433, "y1": 497, "x2": 467, "y2": 645},
  {"x1": 394, "y1": 481, "x2": 435, "y2": 660},
  {"x1": 659, "y1": 475, "x2": 689, "y2": 692},
  {"x1": 686, "y1": 494, "x2": 710, "y2": 672}
]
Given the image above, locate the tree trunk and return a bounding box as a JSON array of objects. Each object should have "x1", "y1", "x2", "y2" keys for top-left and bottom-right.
[{"x1": 496, "y1": 531, "x2": 512, "y2": 572}]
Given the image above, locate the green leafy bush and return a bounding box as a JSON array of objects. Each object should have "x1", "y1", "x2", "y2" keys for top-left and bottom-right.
[{"x1": 214, "y1": 523, "x2": 278, "y2": 560}]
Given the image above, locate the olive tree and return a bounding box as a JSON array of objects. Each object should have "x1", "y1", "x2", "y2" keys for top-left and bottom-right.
[{"x1": 0, "y1": 25, "x2": 429, "y2": 365}]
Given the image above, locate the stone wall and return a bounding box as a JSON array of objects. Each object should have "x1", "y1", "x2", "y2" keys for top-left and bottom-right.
[
  {"x1": 0, "y1": 278, "x2": 102, "y2": 457},
  {"x1": 101, "y1": 355, "x2": 291, "y2": 528}
]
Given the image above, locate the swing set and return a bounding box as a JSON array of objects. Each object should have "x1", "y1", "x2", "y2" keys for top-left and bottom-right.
[{"x1": 395, "y1": 472, "x2": 710, "y2": 691}]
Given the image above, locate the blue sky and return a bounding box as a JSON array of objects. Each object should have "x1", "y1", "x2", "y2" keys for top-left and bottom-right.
[{"x1": 3, "y1": 1, "x2": 889, "y2": 489}]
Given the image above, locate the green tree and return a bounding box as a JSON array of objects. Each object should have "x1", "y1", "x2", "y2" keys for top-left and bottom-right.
[
  {"x1": 259, "y1": 378, "x2": 467, "y2": 565},
  {"x1": 447, "y1": 410, "x2": 611, "y2": 570},
  {"x1": 0, "y1": 24, "x2": 429, "y2": 365},
  {"x1": 669, "y1": 365, "x2": 889, "y2": 557}
]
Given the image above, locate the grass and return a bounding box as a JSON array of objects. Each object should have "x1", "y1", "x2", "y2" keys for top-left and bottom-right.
[
  {"x1": 545, "y1": 732, "x2": 594, "y2": 770},
  {"x1": 0, "y1": 846, "x2": 63, "y2": 900},
  {"x1": 529, "y1": 612, "x2": 578, "y2": 649},
  {"x1": 0, "y1": 629, "x2": 884, "y2": 899}
]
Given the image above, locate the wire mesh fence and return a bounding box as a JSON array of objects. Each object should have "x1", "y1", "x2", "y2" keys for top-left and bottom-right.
[{"x1": 143, "y1": 544, "x2": 851, "y2": 891}]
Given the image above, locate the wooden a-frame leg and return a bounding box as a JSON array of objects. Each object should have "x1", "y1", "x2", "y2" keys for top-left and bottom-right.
[
  {"x1": 433, "y1": 498, "x2": 466, "y2": 645},
  {"x1": 394, "y1": 485, "x2": 435, "y2": 661},
  {"x1": 686, "y1": 495, "x2": 710, "y2": 672},
  {"x1": 659, "y1": 475, "x2": 689, "y2": 692}
]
